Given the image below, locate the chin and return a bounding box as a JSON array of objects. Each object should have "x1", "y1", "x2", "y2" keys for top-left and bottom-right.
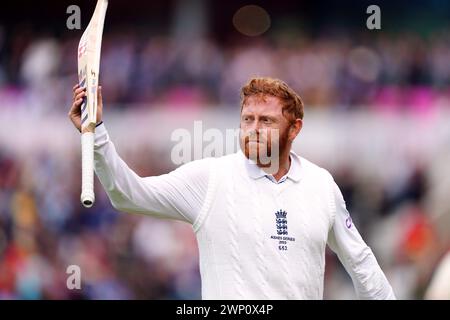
[{"x1": 245, "y1": 145, "x2": 274, "y2": 165}]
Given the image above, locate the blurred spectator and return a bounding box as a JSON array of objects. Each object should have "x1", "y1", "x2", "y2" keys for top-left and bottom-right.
[{"x1": 1, "y1": 28, "x2": 450, "y2": 112}]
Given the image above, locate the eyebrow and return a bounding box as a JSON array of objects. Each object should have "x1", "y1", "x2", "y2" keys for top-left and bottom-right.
[{"x1": 241, "y1": 114, "x2": 278, "y2": 121}]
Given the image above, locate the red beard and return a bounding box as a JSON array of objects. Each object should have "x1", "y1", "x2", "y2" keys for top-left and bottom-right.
[{"x1": 241, "y1": 129, "x2": 289, "y2": 167}]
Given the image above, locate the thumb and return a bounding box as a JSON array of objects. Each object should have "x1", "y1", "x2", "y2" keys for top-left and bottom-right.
[
  {"x1": 97, "y1": 85, "x2": 103, "y2": 123},
  {"x1": 97, "y1": 86, "x2": 102, "y2": 104}
]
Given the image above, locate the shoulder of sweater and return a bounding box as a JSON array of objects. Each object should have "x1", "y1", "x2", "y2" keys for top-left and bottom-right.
[{"x1": 298, "y1": 155, "x2": 334, "y2": 181}]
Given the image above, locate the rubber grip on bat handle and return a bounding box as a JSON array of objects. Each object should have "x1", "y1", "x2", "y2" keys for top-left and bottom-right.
[{"x1": 81, "y1": 132, "x2": 95, "y2": 208}]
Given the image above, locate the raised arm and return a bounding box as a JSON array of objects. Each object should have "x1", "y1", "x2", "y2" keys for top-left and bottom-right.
[
  {"x1": 93, "y1": 123, "x2": 211, "y2": 223},
  {"x1": 69, "y1": 84, "x2": 211, "y2": 224},
  {"x1": 326, "y1": 178, "x2": 396, "y2": 300}
]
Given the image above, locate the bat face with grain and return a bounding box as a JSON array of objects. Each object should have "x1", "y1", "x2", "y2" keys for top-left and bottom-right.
[{"x1": 78, "y1": 0, "x2": 108, "y2": 208}]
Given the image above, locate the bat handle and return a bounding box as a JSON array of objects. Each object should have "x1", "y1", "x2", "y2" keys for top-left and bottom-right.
[{"x1": 81, "y1": 131, "x2": 95, "y2": 208}]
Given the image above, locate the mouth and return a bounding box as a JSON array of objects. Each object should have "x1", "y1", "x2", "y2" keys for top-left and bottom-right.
[
  {"x1": 245, "y1": 136, "x2": 263, "y2": 144},
  {"x1": 246, "y1": 140, "x2": 264, "y2": 149}
]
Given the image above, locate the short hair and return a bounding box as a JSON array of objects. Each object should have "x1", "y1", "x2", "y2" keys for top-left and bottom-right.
[{"x1": 240, "y1": 77, "x2": 304, "y2": 121}]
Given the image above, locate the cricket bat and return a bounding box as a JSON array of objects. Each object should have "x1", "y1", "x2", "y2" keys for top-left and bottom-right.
[{"x1": 78, "y1": 0, "x2": 108, "y2": 208}]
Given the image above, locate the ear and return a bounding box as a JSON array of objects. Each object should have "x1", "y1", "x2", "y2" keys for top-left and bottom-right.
[{"x1": 289, "y1": 119, "x2": 302, "y2": 141}]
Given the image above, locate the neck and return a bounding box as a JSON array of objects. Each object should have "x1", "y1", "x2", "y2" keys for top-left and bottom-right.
[{"x1": 259, "y1": 149, "x2": 291, "y2": 182}]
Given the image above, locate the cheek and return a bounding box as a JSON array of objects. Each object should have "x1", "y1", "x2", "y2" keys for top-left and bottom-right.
[
  {"x1": 267, "y1": 128, "x2": 279, "y2": 141},
  {"x1": 268, "y1": 127, "x2": 289, "y2": 144},
  {"x1": 239, "y1": 127, "x2": 249, "y2": 140},
  {"x1": 239, "y1": 122, "x2": 251, "y2": 133}
]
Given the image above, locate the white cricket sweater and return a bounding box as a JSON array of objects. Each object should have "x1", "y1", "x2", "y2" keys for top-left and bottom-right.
[{"x1": 93, "y1": 123, "x2": 396, "y2": 300}]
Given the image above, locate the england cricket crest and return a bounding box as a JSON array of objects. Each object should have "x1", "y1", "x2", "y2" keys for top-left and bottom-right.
[
  {"x1": 275, "y1": 209, "x2": 288, "y2": 235},
  {"x1": 270, "y1": 209, "x2": 295, "y2": 251}
]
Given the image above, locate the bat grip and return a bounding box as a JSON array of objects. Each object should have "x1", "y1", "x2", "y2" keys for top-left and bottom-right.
[{"x1": 81, "y1": 132, "x2": 95, "y2": 208}]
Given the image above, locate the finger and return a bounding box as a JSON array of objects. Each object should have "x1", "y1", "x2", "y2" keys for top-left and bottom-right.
[
  {"x1": 69, "y1": 99, "x2": 83, "y2": 116},
  {"x1": 75, "y1": 91, "x2": 86, "y2": 101},
  {"x1": 72, "y1": 84, "x2": 80, "y2": 99},
  {"x1": 73, "y1": 88, "x2": 83, "y2": 100},
  {"x1": 75, "y1": 89, "x2": 86, "y2": 96},
  {"x1": 74, "y1": 87, "x2": 86, "y2": 95},
  {"x1": 73, "y1": 96, "x2": 85, "y2": 109},
  {"x1": 73, "y1": 98, "x2": 84, "y2": 109}
]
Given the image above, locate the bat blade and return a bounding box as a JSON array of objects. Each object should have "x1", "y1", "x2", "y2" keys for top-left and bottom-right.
[{"x1": 77, "y1": 0, "x2": 108, "y2": 208}]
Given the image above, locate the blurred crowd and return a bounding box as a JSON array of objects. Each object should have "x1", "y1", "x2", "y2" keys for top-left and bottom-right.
[
  {"x1": 0, "y1": 24, "x2": 449, "y2": 299},
  {"x1": 1, "y1": 27, "x2": 450, "y2": 113},
  {"x1": 0, "y1": 146, "x2": 201, "y2": 299}
]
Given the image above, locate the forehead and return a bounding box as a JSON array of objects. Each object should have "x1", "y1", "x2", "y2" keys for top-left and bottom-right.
[{"x1": 242, "y1": 95, "x2": 283, "y2": 116}]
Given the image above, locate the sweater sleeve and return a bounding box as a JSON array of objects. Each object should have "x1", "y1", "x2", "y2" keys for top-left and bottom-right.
[
  {"x1": 327, "y1": 178, "x2": 396, "y2": 300},
  {"x1": 93, "y1": 123, "x2": 211, "y2": 224}
]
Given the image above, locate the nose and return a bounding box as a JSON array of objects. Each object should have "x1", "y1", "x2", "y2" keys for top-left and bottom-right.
[
  {"x1": 248, "y1": 129, "x2": 258, "y2": 140},
  {"x1": 247, "y1": 121, "x2": 261, "y2": 139},
  {"x1": 248, "y1": 119, "x2": 262, "y2": 133}
]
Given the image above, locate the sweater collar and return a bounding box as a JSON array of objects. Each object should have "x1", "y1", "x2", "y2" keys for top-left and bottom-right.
[{"x1": 240, "y1": 149, "x2": 303, "y2": 183}]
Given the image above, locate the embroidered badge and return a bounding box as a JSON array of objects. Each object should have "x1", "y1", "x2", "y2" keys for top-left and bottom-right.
[{"x1": 270, "y1": 209, "x2": 295, "y2": 251}]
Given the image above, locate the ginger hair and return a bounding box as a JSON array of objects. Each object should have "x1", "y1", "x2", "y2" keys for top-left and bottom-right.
[{"x1": 240, "y1": 77, "x2": 304, "y2": 122}]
